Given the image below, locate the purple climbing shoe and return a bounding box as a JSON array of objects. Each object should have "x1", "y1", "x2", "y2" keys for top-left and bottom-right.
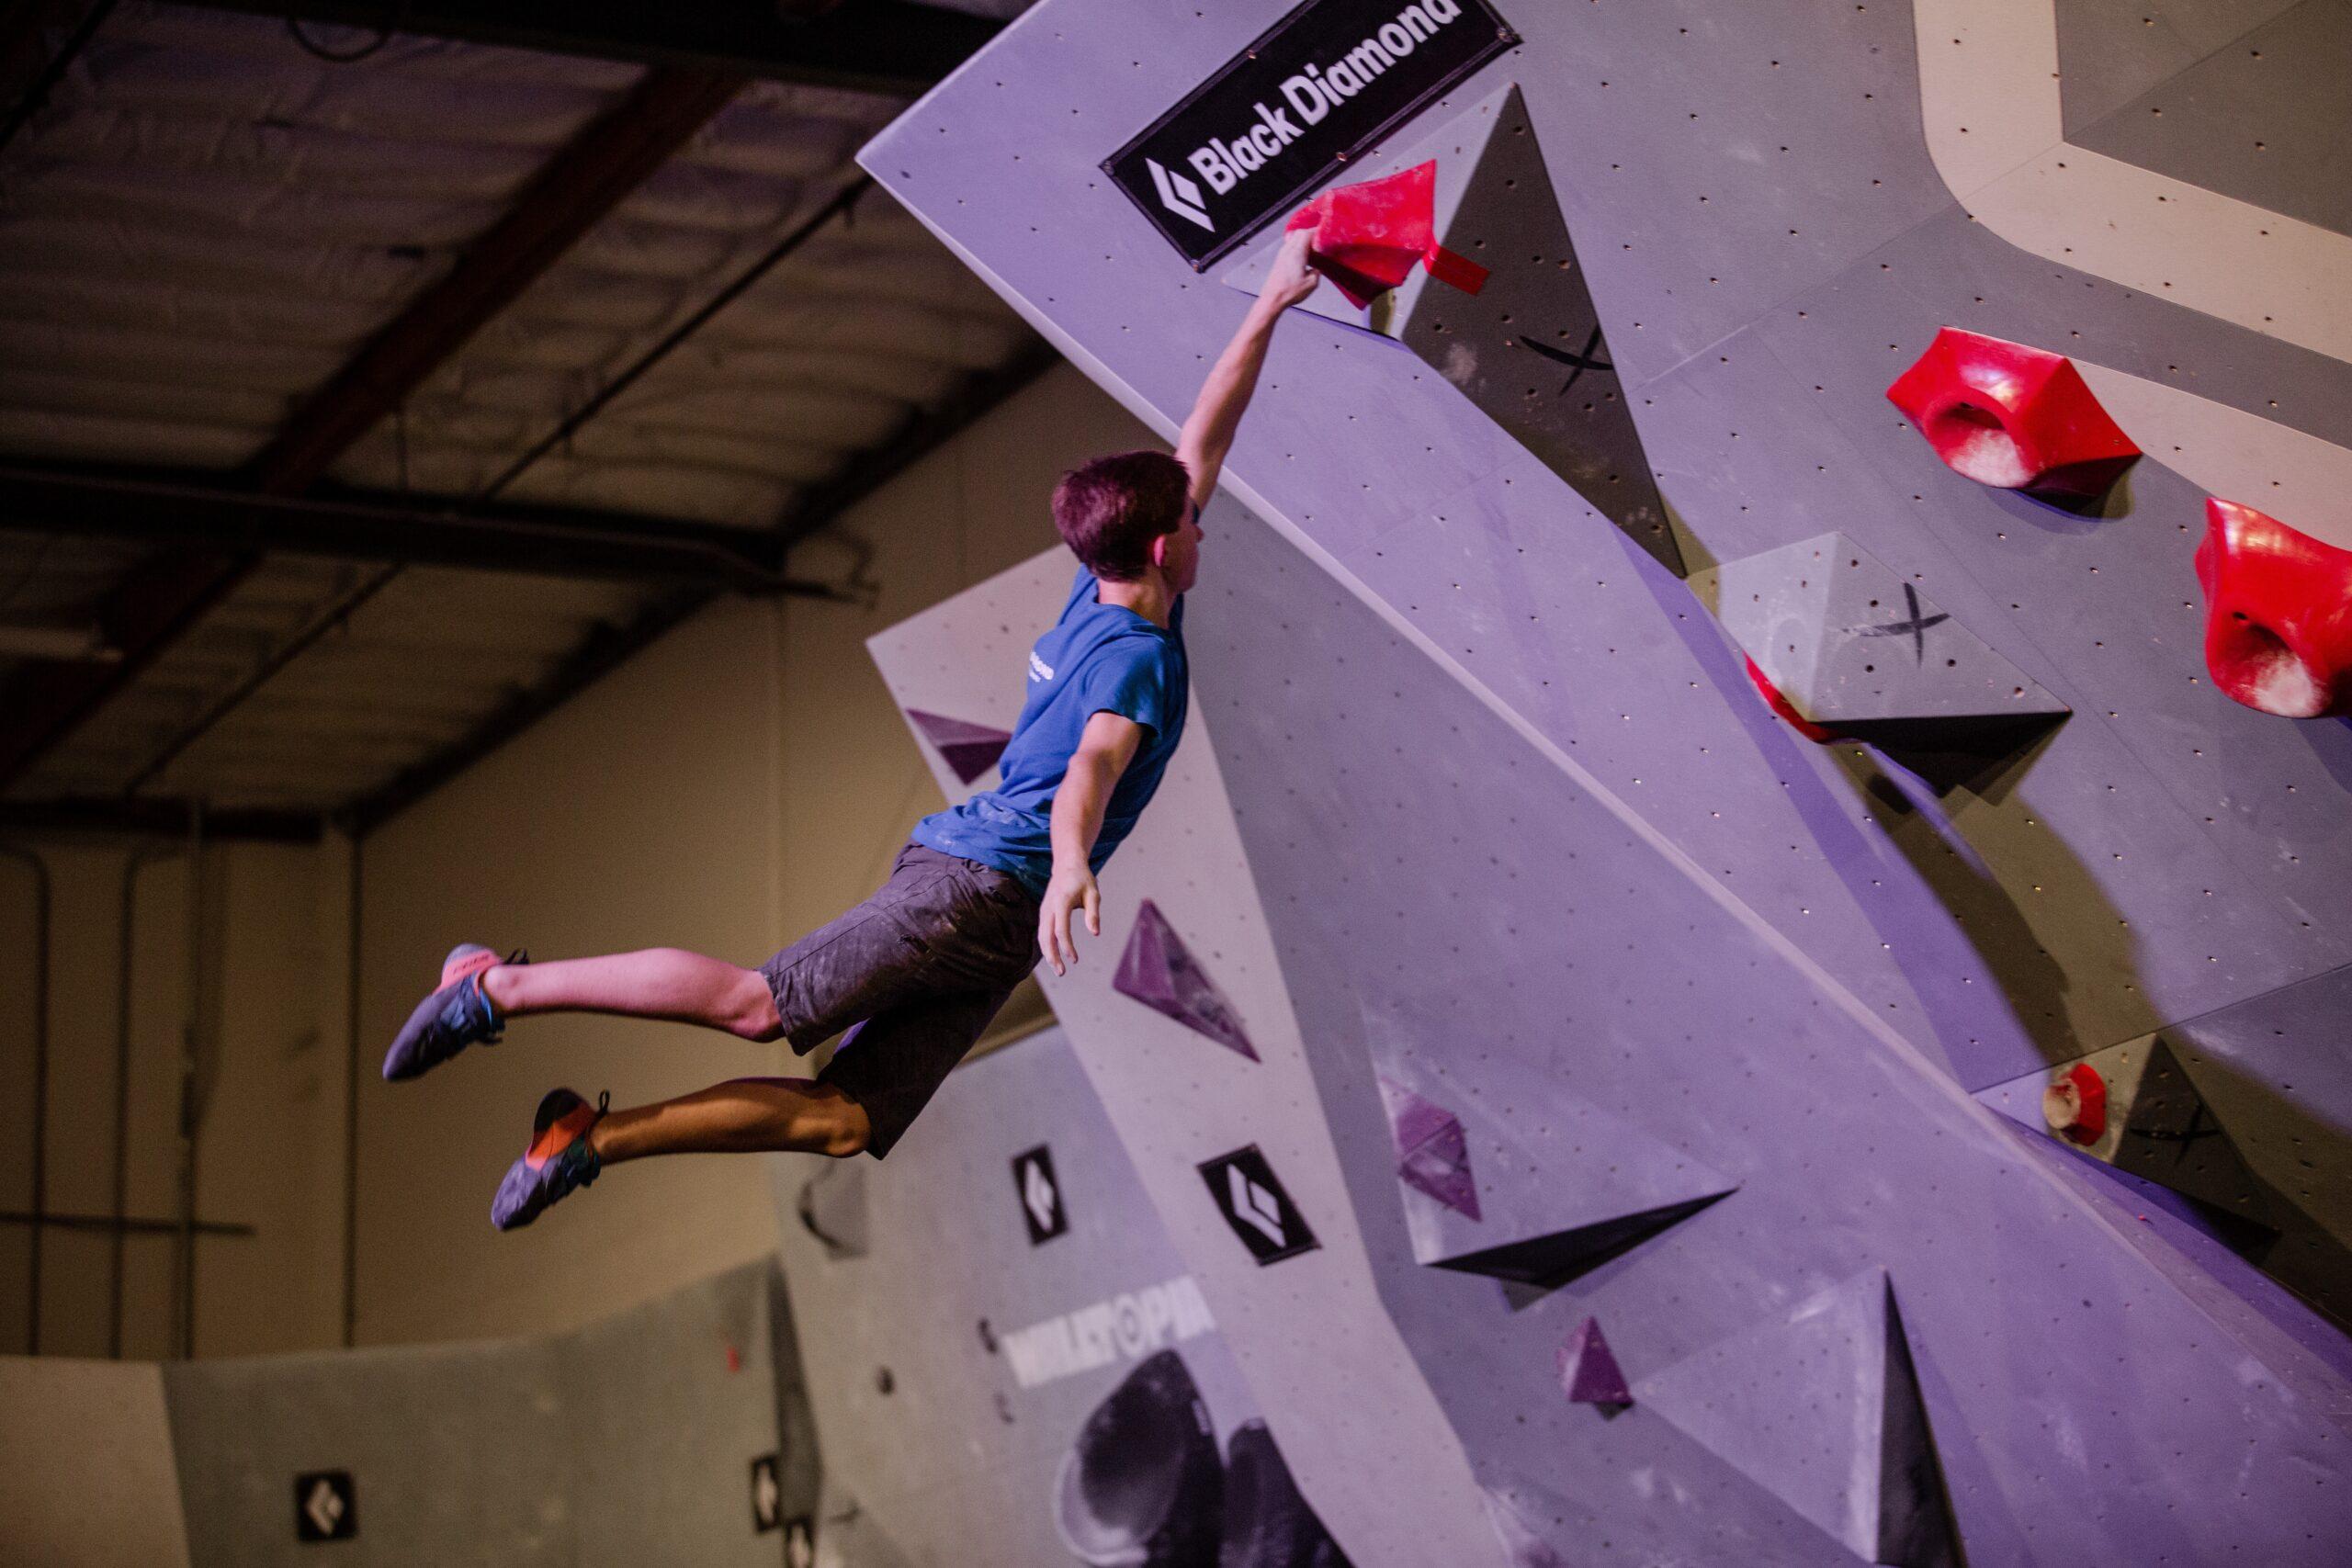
[
  {"x1": 380, "y1": 943, "x2": 526, "y2": 1082},
  {"x1": 491, "y1": 1088, "x2": 608, "y2": 1231}
]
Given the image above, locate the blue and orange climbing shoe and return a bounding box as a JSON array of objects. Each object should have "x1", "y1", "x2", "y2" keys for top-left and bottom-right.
[
  {"x1": 492, "y1": 1088, "x2": 608, "y2": 1231},
  {"x1": 380, "y1": 943, "x2": 527, "y2": 1082}
]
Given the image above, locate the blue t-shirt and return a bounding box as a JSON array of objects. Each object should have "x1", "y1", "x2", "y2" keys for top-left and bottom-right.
[{"x1": 911, "y1": 563, "x2": 1189, "y2": 896}]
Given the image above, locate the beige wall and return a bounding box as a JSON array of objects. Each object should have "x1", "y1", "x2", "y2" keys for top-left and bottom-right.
[
  {"x1": 0, "y1": 1356, "x2": 191, "y2": 1567},
  {"x1": 348, "y1": 363, "x2": 1153, "y2": 1343},
  {"x1": 0, "y1": 363, "x2": 1152, "y2": 1361},
  {"x1": 0, "y1": 838, "x2": 345, "y2": 1360}
]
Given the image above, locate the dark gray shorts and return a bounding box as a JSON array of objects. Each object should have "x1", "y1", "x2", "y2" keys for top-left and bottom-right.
[{"x1": 763, "y1": 841, "x2": 1040, "y2": 1157}]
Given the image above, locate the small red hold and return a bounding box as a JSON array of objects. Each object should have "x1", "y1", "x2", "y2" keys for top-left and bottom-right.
[
  {"x1": 1886, "y1": 328, "x2": 2141, "y2": 500},
  {"x1": 2194, "y1": 499, "x2": 2352, "y2": 719},
  {"x1": 1743, "y1": 655, "x2": 1842, "y2": 743},
  {"x1": 725, "y1": 1341, "x2": 742, "y2": 1374},
  {"x1": 2041, "y1": 1063, "x2": 2109, "y2": 1146},
  {"x1": 1287, "y1": 161, "x2": 1489, "y2": 309}
]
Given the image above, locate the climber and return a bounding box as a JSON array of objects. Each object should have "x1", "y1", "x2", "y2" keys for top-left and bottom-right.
[{"x1": 379, "y1": 224, "x2": 1324, "y2": 1229}]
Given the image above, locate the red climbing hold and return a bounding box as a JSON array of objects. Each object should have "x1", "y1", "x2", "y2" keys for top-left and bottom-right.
[
  {"x1": 1885, "y1": 328, "x2": 2140, "y2": 500},
  {"x1": 2195, "y1": 500, "x2": 2352, "y2": 719},
  {"x1": 1742, "y1": 655, "x2": 1842, "y2": 744},
  {"x1": 1287, "y1": 161, "x2": 1489, "y2": 309},
  {"x1": 2042, "y1": 1063, "x2": 2109, "y2": 1147}
]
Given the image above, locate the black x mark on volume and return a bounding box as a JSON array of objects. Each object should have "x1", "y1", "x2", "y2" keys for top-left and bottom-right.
[
  {"x1": 1517, "y1": 326, "x2": 1612, "y2": 395},
  {"x1": 1853, "y1": 583, "x2": 1951, "y2": 665}
]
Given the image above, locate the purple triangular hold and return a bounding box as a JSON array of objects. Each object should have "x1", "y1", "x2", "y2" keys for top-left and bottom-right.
[
  {"x1": 1378, "y1": 1077, "x2": 1481, "y2": 1221},
  {"x1": 1112, "y1": 900, "x2": 1258, "y2": 1060},
  {"x1": 1555, "y1": 1316, "x2": 1632, "y2": 1407},
  {"x1": 906, "y1": 708, "x2": 1013, "y2": 785}
]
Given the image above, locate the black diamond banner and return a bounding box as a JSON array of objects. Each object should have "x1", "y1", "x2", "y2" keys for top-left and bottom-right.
[
  {"x1": 1012, "y1": 1145, "x2": 1069, "y2": 1246},
  {"x1": 294, "y1": 1471, "x2": 356, "y2": 1542},
  {"x1": 751, "y1": 1453, "x2": 783, "y2": 1534},
  {"x1": 1199, "y1": 1145, "x2": 1318, "y2": 1265},
  {"x1": 1104, "y1": 0, "x2": 1517, "y2": 268}
]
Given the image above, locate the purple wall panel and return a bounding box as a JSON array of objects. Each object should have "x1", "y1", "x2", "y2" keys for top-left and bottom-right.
[{"x1": 1193, "y1": 504, "x2": 2352, "y2": 1564}]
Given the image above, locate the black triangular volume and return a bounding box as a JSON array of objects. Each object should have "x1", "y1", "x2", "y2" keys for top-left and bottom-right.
[
  {"x1": 1436, "y1": 1191, "x2": 1729, "y2": 1291},
  {"x1": 1394, "y1": 85, "x2": 1685, "y2": 578},
  {"x1": 1836, "y1": 710, "x2": 2072, "y2": 796},
  {"x1": 1878, "y1": 1283, "x2": 1969, "y2": 1568},
  {"x1": 1634, "y1": 1269, "x2": 1970, "y2": 1564},
  {"x1": 2113, "y1": 1040, "x2": 2279, "y2": 1234}
]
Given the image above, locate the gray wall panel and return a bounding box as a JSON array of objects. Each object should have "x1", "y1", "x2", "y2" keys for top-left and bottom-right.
[
  {"x1": 565, "y1": 1260, "x2": 804, "y2": 1568},
  {"x1": 2071, "y1": 1, "x2": 2352, "y2": 236},
  {"x1": 159, "y1": 1258, "x2": 810, "y2": 1567},
  {"x1": 164, "y1": 1338, "x2": 575, "y2": 1568},
  {"x1": 1753, "y1": 235, "x2": 2352, "y2": 936},
  {"x1": 769, "y1": 1029, "x2": 1322, "y2": 1568},
  {"x1": 2055, "y1": 0, "x2": 2207, "y2": 133}
]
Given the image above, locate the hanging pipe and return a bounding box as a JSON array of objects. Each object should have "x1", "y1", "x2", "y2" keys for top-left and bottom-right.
[
  {"x1": 108, "y1": 844, "x2": 177, "y2": 1358},
  {"x1": 341, "y1": 833, "x2": 361, "y2": 1347},
  {"x1": 0, "y1": 843, "x2": 50, "y2": 1353},
  {"x1": 170, "y1": 804, "x2": 203, "y2": 1359}
]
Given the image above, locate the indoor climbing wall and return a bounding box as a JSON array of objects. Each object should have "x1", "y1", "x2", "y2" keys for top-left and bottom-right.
[
  {"x1": 766, "y1": 1022, "x2": 1345, "y2": 1568},
  {"x1": 865, "y1": 545, "x2": 1476, "y2": 1564},
  {"x1": 865, "y1": 1, "x2": 2352, "y2": 1562},
  {"x1": 155, "y1": 1258, "x2": 815, "y2": 1567}
]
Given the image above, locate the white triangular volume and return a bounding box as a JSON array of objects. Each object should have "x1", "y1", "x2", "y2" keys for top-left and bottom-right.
[{"x1": 1634, "y1": 1269, "x2": 1963, "y2": 1564}]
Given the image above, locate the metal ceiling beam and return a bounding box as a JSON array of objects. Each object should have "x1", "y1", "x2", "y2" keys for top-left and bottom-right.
[
  {"x1": 0, "y1": 467, "x2": 841, "y2": 592},
  {"x1": 179, "y1": 0, "x2": 998, "y2": 96},
  {"x1": 347, "y1": 334, "x2": 1065, "y2": 837},
  {"x1": 0, "y1": 797, "x2": 324, "y2": 842},
  {"x1": 0, "y1": 65, "x2": 742, "y2": 790}
]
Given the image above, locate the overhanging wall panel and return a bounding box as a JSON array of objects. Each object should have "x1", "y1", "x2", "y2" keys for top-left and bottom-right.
[
  {"x1": 865, "y1": 0, "x2": 2352, "y2": 1219},
  {"x1": 865, "y1": 6, "x2": 2352, "y2": 1111}
]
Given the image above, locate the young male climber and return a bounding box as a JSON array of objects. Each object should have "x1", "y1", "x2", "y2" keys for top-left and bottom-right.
[{"x1": 381, "y1": 226, "x2": 1325, "y2": 1230}]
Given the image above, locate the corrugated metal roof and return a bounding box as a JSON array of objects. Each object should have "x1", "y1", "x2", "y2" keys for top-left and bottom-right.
[{"x1": 0, "y1": 1, "x2": 1040, "y2": 824}]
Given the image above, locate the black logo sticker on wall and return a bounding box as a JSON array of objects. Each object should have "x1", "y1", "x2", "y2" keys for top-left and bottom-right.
[
  {"x1": 294, "y1": 1471, "x2": 356, "y2": 1542},
  {"x1": 1012, "y1": 1145, "x2": 1069, "y2": 1245},
  {"x1": 1104, "y1": 0, "x2": 1517, "y2": 269},
  {"x1": 751, "y1": 1454, "x2": 783, "y2": 1533},
  {"x1": 1199, "y1": 1145, "x2": 1318, "y2": 1264}
]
